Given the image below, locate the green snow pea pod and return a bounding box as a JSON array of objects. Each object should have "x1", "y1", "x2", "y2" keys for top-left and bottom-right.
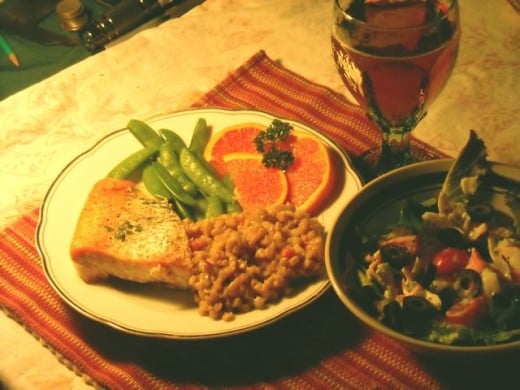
[
  {"x1": 106, "y1": 146, "x2": 157, "y2": 179},
  {"x1": 225, "y1": 200, "x2": 242, "y2": 214},
  {"x1": 158, "y1": 128, "x2": 187, "y2": 154},
  {"x1": 158, "y1": 142, "x2": 198, "y2": 195},
  {"x1": 144, "y1": 159, "x2": 235, "y2": 220},
  {"x1": 173, "y1": 199, "x2": 195, "y2": 220},
  {"x1": 127, "y1": 119, "x2": 164, "y2": 149},
  {"x1": 189, "y1": 118, "x2": 211, "y2": 156},
  {"x1": 143, "y1": 165, "x2": 196, "y2": 219},
  {"x1": 184, "y1": 196, "x2": 214, "y2": 221},
  {"x1": 205, "y1": 195, "x2": 224, "y2": 218},
  {"x1": 142, "y1": 164, "x2": 172, "y2": 199},
  {"x1": 152, "y1": 162, "x2": 199, "y2": 206},
  {"x1": 179, "y1": 147, "x2": 235, "y2": 203},
  {"x1": 222, "y1": 173, "x2": 235, "y2": 191}
]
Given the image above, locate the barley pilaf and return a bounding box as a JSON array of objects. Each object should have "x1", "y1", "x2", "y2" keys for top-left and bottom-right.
[{"x1": 183, "y1": 204, "x2": 325, "y2": 321}]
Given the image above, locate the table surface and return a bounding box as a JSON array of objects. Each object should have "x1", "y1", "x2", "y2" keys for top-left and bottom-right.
[
  {"x1": 0, "y1": 0, "x2": 519, "y2": 388},
  {"x1": 0, "y1": 0, "x2": 108, "y2": 100}
]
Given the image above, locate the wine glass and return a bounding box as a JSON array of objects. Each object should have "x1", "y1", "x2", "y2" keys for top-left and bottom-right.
[{"x1": 332, "y1": 0, "x2": 460, "y2": 178}]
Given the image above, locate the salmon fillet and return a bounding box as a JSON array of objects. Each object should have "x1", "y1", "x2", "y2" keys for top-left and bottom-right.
[{"x1": 70, "y1": 178, "x2": 192, "y2": 288}]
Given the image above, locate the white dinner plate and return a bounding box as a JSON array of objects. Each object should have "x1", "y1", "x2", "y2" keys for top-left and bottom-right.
[{"x1": 37, "y1": 108, "x2": 363, "y2": 339}]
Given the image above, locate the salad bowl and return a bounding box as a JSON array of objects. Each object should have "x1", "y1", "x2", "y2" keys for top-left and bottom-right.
[{"x1": 325, "y1": 148, "x2": 520, "y2": 356}]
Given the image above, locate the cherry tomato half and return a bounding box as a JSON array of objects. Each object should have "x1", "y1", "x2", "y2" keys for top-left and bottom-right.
[
  {"x1": 432, "y1": 247, "x2": 469, "y2": 275},
  {"x1": 445, "y1": 295, "x2": 488, "y2": 327}
]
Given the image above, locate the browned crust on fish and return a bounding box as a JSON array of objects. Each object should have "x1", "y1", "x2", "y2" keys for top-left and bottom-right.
[{"x1": 70, "y1": 178, "x2": 191, "y2": 288}]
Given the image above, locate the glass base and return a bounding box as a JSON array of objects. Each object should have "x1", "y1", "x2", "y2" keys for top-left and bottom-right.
[{"x1": 354, "y1": 145, "x2": 438, "y2": 182}]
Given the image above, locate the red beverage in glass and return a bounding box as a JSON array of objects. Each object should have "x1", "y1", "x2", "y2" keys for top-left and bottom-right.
[{"x1": 332, "y1": 0, "x2": 460, "y2": 161}]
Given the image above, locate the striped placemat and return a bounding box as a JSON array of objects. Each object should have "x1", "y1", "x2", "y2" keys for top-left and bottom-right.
[
  {"x1": 508, "y1": 0, "x2": 520, "y2": 13},
  {"x1": 1, "y1": 50, "x2": 515, "y2": 389}
]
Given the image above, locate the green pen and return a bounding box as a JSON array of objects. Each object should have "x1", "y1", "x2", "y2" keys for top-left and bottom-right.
[{"x1": 0, "y1": 33, "x2": 20, "y2": 67}]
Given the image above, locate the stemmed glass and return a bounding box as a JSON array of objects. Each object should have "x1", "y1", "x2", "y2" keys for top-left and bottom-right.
[{"x1": 332, "y1": 0, "x2": 460, "y2": 178}]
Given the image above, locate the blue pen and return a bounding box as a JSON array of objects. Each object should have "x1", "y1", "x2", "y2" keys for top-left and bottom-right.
[{"x1": 0, "y1": 33, "x2": 20, "y2": 67}]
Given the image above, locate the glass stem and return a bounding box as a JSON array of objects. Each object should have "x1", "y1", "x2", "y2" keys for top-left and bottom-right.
[{"x1": 380, "y1": 130, "x2": 413, "y2": 168}]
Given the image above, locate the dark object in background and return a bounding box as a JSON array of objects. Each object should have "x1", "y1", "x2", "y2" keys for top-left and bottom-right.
[
  {"x1": 56, "y1": 0, "x2": 90, "y2": 32},
  {"x1": 96, "y1": 0, "x2": 124, "y2": 6},
  {"x1": 0, "y1": 0, "x2": 56, "y2": 25},
  {"x1": 81, "y1": 0, "x2": 203, "y2": 52},
  {"x1": 0, "y1": 0, "x2": 81, "y2": 46},
  {"x1": 81, "y1": 0, "x2": 172, "y2": 52}
]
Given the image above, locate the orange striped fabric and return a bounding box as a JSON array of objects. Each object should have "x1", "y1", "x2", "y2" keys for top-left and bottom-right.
[
  {"x1": 1, "y1": 51, "x2": 513, "y2": 389},
  {"x1": 1, "y1": 210, "x2": 441, "y2": 389},
  {"x1": 192, "y1": 51, "x2": 445, "y2": 160}
]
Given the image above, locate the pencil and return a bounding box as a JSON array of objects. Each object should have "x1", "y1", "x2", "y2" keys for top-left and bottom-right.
[{"x1": 0, "y1": 33, "x2": 20, "y2": 67}]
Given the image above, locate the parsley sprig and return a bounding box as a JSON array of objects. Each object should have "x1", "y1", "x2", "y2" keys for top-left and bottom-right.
[{"x1": 254, "y1": 119, "x2": 295, "y2": 171}]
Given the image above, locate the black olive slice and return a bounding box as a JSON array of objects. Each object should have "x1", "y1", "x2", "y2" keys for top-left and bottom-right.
[
  {"x1": 381, "y1": 300, "x2": 402, "y2": 329},
  {"x1": 436, "y1": 227, "x2": 468, "y2": 248},
  {"x1": 438, "y1": 287, "x2": 457, "y2": 311},
  {"x1": 417, "y1": 263, "x2": 436, "y2": 288},
  {"x1": 401, "y1": 296, "x2": 438, "y2": 335},
  {"x1": 454, "y1": 269, "x2": 482, "y2": 298},
  {"x1": 403, "y1": 295, "x2": 435, "y2": 313}
]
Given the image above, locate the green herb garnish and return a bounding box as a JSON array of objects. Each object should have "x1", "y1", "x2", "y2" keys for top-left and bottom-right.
[
  {"x1": 114, "y1": 220, "x2": 142, "y2": 241},
  {"x1": 254, "y1": 119, "x2": 295, "y2": 171}
]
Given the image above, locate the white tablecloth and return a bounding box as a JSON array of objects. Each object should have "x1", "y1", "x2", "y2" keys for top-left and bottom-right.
[{"x1": 1, "y1": 1, "x2": 518, "y2": 388}]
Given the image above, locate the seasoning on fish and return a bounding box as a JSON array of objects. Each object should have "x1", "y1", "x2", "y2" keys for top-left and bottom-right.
[{"x1": 70, "y1": 178, "x2": 192, "y2": 288}]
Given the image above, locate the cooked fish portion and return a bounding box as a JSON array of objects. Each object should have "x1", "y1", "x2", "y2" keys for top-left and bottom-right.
[{"x1": 70, "y1": 178, "x2": 192, "y2": 288}]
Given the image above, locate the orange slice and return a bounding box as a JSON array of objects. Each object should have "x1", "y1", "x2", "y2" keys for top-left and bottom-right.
[
  {"x1": 204, "y1": 123, "x2": 265, "y2": 177},
  {"x1": 283, "y1": 131, "x2": 336, "y2": 215},
  {"x1": 222, "y1": 153, "x2": 288, "y2": 212},
  {"x1": 205, "y1": 122, "x2": 337, "y2": 215}
]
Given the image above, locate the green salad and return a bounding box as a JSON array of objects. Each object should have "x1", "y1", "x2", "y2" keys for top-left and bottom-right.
[{"x1": 352, "y1": 131, "x2": 520, "y2": 346}]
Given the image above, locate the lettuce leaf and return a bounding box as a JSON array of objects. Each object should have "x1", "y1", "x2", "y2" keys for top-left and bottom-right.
[
  {"x1": 438, "y1": 130, "x2": 488, "y2": 214},
  {"x1": 426, "y1": 323, "x2": 520, "y2": 346}
]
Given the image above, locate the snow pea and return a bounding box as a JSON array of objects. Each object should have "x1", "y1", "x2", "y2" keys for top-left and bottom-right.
[
  {"x1": 127, "y1": 119, "x2": 164, "y2": 149},
  {"x1": 158, "y1": 142, "x2": 198, "y2": 195},
  {"x1": 222, "y1": 174, "x2": 235, "y2": 191},
  {"x1": 173, "y1": 199, "x2": 195, "y2": 220},
  {"x1": 106, "y1": 146, "x2": 157, "y2": 179},
  {"x1": 142, "y1": 164, "x2": 172, "y2": 199},
  {"x1": 225, "y1": 200, "x2": 242, "y2": 214},
  {"x1": 205, "y1": 195, "x2": 224, "y2": 218},
  {"x1": 152, "y1": 162, "x2": 198, "y2": 206},
  {"x1": 189, "y1": 118, "x2": 210, "y2": 156},
  {"x1": 158, "y1": 128, "x2": 187, "y2": 154},
  {"x1": 179, "y1": 147, "x2": 235, "y2": 203},
  {"x1": 144, "y1": 164, "x2": 200, "y2": 220}
]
